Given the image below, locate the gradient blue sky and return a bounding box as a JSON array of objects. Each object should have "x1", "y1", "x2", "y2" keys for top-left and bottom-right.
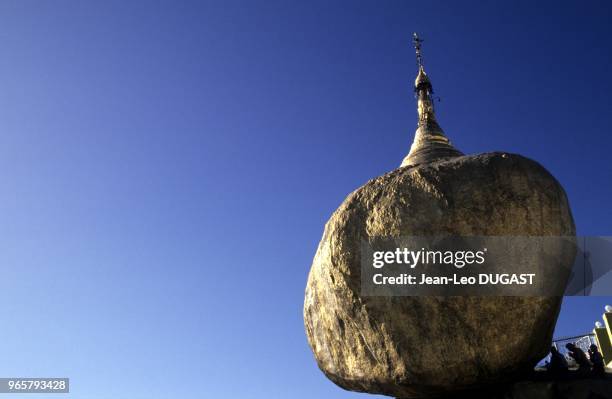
[{"x1": 0, "y1": 1, "x2": 610, "y2": 398}]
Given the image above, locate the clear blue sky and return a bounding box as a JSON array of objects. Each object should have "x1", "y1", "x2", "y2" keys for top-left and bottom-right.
[{"x1": 0, "y1": 1, "x2": 610, "y2": 398}]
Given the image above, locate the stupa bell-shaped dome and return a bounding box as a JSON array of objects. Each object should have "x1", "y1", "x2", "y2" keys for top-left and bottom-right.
[{"x1": 401, "y1": 43, "x2": 462, "y2": 167}]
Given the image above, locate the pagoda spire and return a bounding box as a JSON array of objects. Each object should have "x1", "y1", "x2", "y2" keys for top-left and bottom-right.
[{"x1": 401, "y1": 33, "x2": 463, "y2": 167}]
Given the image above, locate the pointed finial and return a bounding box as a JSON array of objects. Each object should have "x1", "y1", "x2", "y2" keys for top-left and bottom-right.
[{"x1": 412, "y1": 33, "x2": 424, "y2": 68}]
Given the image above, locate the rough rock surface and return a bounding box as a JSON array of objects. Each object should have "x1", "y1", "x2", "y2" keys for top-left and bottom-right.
[{"x1": 304, "y1": 152, "x2": 576, "y2": 398}]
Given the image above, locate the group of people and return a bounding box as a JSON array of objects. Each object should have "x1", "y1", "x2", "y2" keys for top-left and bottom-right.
[{"x1": 547, "y1": 342, "x2": 606, "y2": 378}]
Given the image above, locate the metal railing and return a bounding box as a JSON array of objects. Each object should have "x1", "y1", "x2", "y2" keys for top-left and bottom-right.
[{"x1": 537, "y1": 333, "x2": 596, "y2": 368}]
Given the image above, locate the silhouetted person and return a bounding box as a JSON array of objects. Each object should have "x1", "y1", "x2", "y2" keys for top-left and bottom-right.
[
  {"x1": 588, "y1": 344, "x2": 606, "y2": 377},
  {"x1": 566, "y1": 343, "x2": 591, "y2": 375},
  {"x1": 547, "y1": 345, "x2": 568, "y2": 378}
]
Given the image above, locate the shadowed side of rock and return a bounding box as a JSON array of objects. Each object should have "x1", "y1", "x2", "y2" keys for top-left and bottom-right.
[{"x1": 395, "y1": 374, "x2": 612, "y2": 399}]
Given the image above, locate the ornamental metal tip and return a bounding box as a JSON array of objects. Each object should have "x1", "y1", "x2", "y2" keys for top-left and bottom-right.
[
  {"x1": 400, "y1": 33, "x2": 463, "y2": 167},
  {"x1": 413, "y1": 32, "x2": 424, "y2": 68}
]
